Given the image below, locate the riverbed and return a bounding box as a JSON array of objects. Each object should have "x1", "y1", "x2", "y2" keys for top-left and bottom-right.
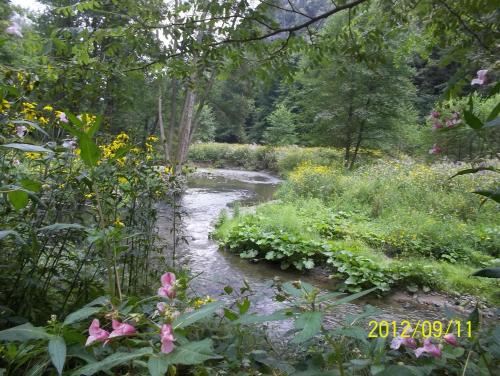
[{"x1": 157, "y1": 168, "x2": 474, "y2": 326}]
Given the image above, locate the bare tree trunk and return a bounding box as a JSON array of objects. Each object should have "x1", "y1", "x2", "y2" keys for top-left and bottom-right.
[
  {"x1": 158, "y1": 86, "x2": 170, "y2": 162},
  {"x1": 349, "y1": 120, "x2": 365, "y2": 169},
  {"x1": 176, "y1": 88, "x2": 198, "y2": 168},
  {"x1": 168, "y1": 78, "x2": 178, "y2": 155}
]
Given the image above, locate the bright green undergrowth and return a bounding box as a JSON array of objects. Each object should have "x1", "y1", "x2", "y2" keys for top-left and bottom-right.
[
  {"x1": 213, "y1": 157, "x2": 499, "y2": 302},
  {"x1": 189, "y1": 142, "x2": 383, "y2": 174}
]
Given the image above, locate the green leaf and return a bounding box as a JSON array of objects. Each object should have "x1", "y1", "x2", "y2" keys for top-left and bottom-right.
[
  {"x1": 223, "y1": 308, "x2": 239, "y2": 321},
  {"x1": 292, "y1": 312, "x2": 323, "y2": 343},
  {"x1": 0, "y1": 143, "x2": 53, "y2": 153},
  {"x1": 0, "y1": 323, "x2": 51, "y2": 342},
  {"x1": 60, "y1": 122, "x2": 85, "y2": 139},
  {"x1": 236, "y1": 298, "x2": 250, "y2": 315},
  {"x1": 70, "y1": 347, "x2": 152, "y2": 376},
  {"x1": 463, "y1": 110, "x2": 483, "y2": 130},
  {"x1": 235, "y1": 311, "x2": 290, "y2": 325},
  {"x1": 484, "y1": 117, "x2": 500, "y2": 128},
  {"x1": 166, "y1": 339, "x2": 221, "y2": 365},
  {"x1": 20, "y1": 178, "x2": 41, "y2": 193},
  {"x1": 486, "y1": 101, "x2": 500, "y2": 122},
  {"x1": 78, "y1": 134, "x2": 101, "y2": 167},
  {"x1": 471, "y1": 267, "x2": 500, "y2": 278},
  {"x1": 330, "y1": 287, "x2": 377, "y2": 306},
  {"x1": 148, "y1": 356, "x2": 169, "y2": 376},
  {"x1": 63, "y1": 306, "x2": 101, "y2": 326},
  {"x1": 87, "y1": 115, "x2": 102, "y2": 137},
  {"x1": 0, "y1": 230, "x2": 22, "y2": 241},
  {"x1": 173, "y1": 301, "x2": 224, "y2": 329},
  {"x1": 38, "y1": 223, "x2": 86, "y2": 233},
  {"x1": 11, "y1": 120, "x2": 50, "y2": 138},
  {"x1": 450, "y1": 166, "x2": 498, "y2": 178},
  {"x1": 48, "y1": 336, "x2": 66, "y2": 376},
  {"x1": 8, "y1": 190, "x2": 29, "y2": 210},
  {"x1": 473, "y1": 190, "x2": 500, "y2": 203}
]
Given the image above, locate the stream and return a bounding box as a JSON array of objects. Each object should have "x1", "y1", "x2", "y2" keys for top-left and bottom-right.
[{"x1": 157, "y1": 168, "x2": 462, "y2": 327}]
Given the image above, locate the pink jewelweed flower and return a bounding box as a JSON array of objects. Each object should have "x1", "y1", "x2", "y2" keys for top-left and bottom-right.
[
  {"x1": 160, "y1": 324, "x2": 176, "y2": 354},
  {"x1": 108, "y1": 319, "x2": 136, "y2": 338},
  {"x1": 471, "y1": 69, "x2": 488, "y2": 86},
  {"x1": 15, "y1": 125, "x2": 27, "y2": 138},
  {"x1": 429, "y1": 144, "x2": 442, "y2": 155},
  {"x1": 430, "y1": 111, "x2": 440, "y2": 118},
  {"x1": 432, "y1": 121, "x2": 443, "y2": 130},
  {"x1": 415, "y1": 338, "x2": 442, "y2": 358},
  {"x1": 390, "y1": 335, "x2": 417, "y2": 350},
  {"x1": 85, "y1": 319, "x2": 110, "y2": 346},
  {"x1": 158, "y1": 272, "x2": 176, "y2": 299},
  {"x1": 57, "y1": 112, "x2": 69, "y2": 123},
  {"x1": 443, "y1": 333, "x2": 458, "y2": 347},
  {"x1": 5, "y1": 22, "x2": 22, "y2": 38}
]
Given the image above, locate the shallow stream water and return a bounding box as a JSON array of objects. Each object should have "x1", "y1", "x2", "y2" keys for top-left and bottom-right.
[{"x1": 157, "y1": 168, "x2": 463, "y2": 326}]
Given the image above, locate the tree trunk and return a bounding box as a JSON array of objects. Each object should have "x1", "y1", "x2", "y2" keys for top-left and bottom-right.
[
  {"x1": 157, "y1": 86, "x2": 170, "y2": 162},
  {"x1": 176, "y1": 88, "x2": 198, "y2": 169},
  {"x1": 349, "y1": 120, "x2": 365, "y2": 169}
]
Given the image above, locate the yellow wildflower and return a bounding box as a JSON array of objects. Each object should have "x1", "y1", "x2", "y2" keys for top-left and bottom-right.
[
  {"x1": 118, "y1": 177, "x2": 128, "y2": 184},
  {"x1": 147, "y1": 135, "x2": 159, "y2": 142},
  {"x1": 84, "y1": 193, "x2": 94, "y2": 199},
  {"x1": 39, "y1": 117, "x2": 49, "y2": 125},
  {"x1": 43, "y1": 105, "x2": 53, "y2": 111},
  {"x1": 26, "y1": 152, "x2": 41, "y2": 160},
  {"x1": 145, "y1": 143, "x2": 153, "y2": 152},
  {"x1": 114, "y1": 219, "x2": 125, "y2": 228},
  {"x1": 164, "y1": 166, "x2": 173, "y2": 174},
  {"x1": 116, "y1": 132, "x2": 129, "y2": 143}
]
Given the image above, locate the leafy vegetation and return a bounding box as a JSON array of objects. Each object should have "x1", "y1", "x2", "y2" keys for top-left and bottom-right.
[{"x1": 1, "y1": 0, "x2": 499, "y2": 374}]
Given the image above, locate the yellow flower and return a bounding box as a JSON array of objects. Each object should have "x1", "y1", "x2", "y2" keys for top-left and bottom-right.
[
  {"x1": 75, "y1": 148, "x2": 81, "y2": 156},
  {"x1": 114, "y1": 219, "x2": 125, "y2": 228},
  {"x1": 43, "y1": 105, "x2": 53, "y2": 111},
  {"x1": 116, "y1": 157, "x2": 126, "y2": 167},
  {"x1": 118, "y1": 177, "x2": 128, "y2": 184},
  {"x1": 131, "y1": 147, "x2": 141, "y2": 154},
  {"x1": 58, "y1": 184, "x2": 65, "y2": 189},
  {"x1": 164, "y1": 166, "x2": 173, "y2": 174},
  {"x1": 193, "y1": 296, "x2": 215, "y2": 308},
  {"x1": 147, "y1": 135, "x2": 159, "y2": 142},
  {"x1": 39, "y1": 117, "x2": 49, "y2": 125},
  {"x1": 116, "y1": 132, "x2": 129, "y2": 143},
  {"x1": 26, "y1": 152, "x2": 42, "y2": 160},
  {"x1": 84, "y1": 193, "x2": 94, "y2": 199},
  {"x1": 145, "y1": 143, "x2": 153, "y2": 152},
  {"x1": 0, "y1": 99, "x2": 10, "y2": 111}
]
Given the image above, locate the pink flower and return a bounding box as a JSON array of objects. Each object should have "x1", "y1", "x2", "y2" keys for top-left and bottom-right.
[
  {"x1": 5, "y1": 23, "x2": 22, "y2": 38},
  {"x1": 432, "y1": 121, "x2": 443, "y2": 130},
  {"x1": 429, "y1": 144, "x2": 442, "y2": 155},
  {"x1": 160, "y1": 324, "x2": 175, "y2": 354},
  {"x1": 391, "y1": 335, "x2": 417, "y2": 350},
  {"x1": 430, "y1": 111, "x2": 440, "y2": 118},
  {"x1": 57, "y1": 112, "x2": 69, "y2": 123},
  {"x1": 158, "y1": 272, "x2": 176, "y2": 299},
  {"x1": 471, "y1": 69, "x2": 488, "y2": 86},
  {"x1": 85, "y1": 319, "x2": 110, "y2": 346},
  {"x1": 415, "y1": 338, "x2": 442, "y2": 358},
  {"x1": 15, "y1": 125, "x2": 27, "y2": 138},
  {"x1": 157, "y1": 302, "x2": 166, "y2": 313},
  {"x1": 443, "y1": 333, "x2": 458, "y2": 347},
  {"x1": 62, "y1": 139, "x2": 77, "y2": 149},
  {"x1": 109, "y1": 319, "x2": 136, "y2": 339}
]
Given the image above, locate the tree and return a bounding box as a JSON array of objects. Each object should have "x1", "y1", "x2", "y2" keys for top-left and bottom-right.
[{"x1": 263, "y1": 103, "x2": 297, "y2": 145}]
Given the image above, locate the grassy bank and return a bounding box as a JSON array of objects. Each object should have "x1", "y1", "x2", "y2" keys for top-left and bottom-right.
[
  {"x1": 188, "y1": 142, "x2": 384, "y2": 174},
  {"x1": 213, "y1": 156, "x2": 499, "y2": 302}
]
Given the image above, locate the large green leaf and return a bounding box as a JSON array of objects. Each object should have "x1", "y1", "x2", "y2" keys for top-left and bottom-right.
[
  {"x1": 148, "y1": 356, "x2": 169, "y2": 376},
  {"x1": 78, "y1": 134, "x2": 101, "y2": 167},
  {"x1": 38, "y1": 223, "x2": 87, "y2": 233},
  {"x1": 63, "y1": 306, "x2": 101, "y2": 326},
  {"x1": 235, "y1": 310, "x2": 291, "y2": 325},
  {"x1": 463, "y1": 110, "x2": 483, "y2": 130},
  {"x1": 70, "y1": 347, "x2": 152, "y2": 376},
  {"x1": 330, "y1": 287, "x2": 377, "y2": 306},
  {"x1": 7, "y1": 190, "x2": 29, "y2": 210},
  {"x1": 450, "y1": 166, "x2": 498, "y2": 179},
  {"x1": 473, "y1": 190, "x2": 500, "y2": 203},
  {"x1": 20, "y1": 178, "x2": 42, "y2": 193},
  {"x1": 292, "y1": 311, "x2": 323, "y2": 343},
  {"x1": 48, "y1": 336, "x2": 66, "y2": 376},
  {"x1": 486, "y1": 102, "x2": 500, "y2": 122},
  {"x1": 166, "y1": 339, "x2": 221, "y2": 365},
  {"x1": 0, "y1": 143, "x2": 52, "y2": 153},
  {"x1": 0, "y1": 230, "x2": 22, "y2": 241},
  {"x1": 173, "y1": 301, "x2": 224, "y2": 329},
  {"x1": 0, "y1": 323, "x2": 51, "y2": 342},
  {"x1": 471, "y1": 267, "x2": 500, "y2": 278}
]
